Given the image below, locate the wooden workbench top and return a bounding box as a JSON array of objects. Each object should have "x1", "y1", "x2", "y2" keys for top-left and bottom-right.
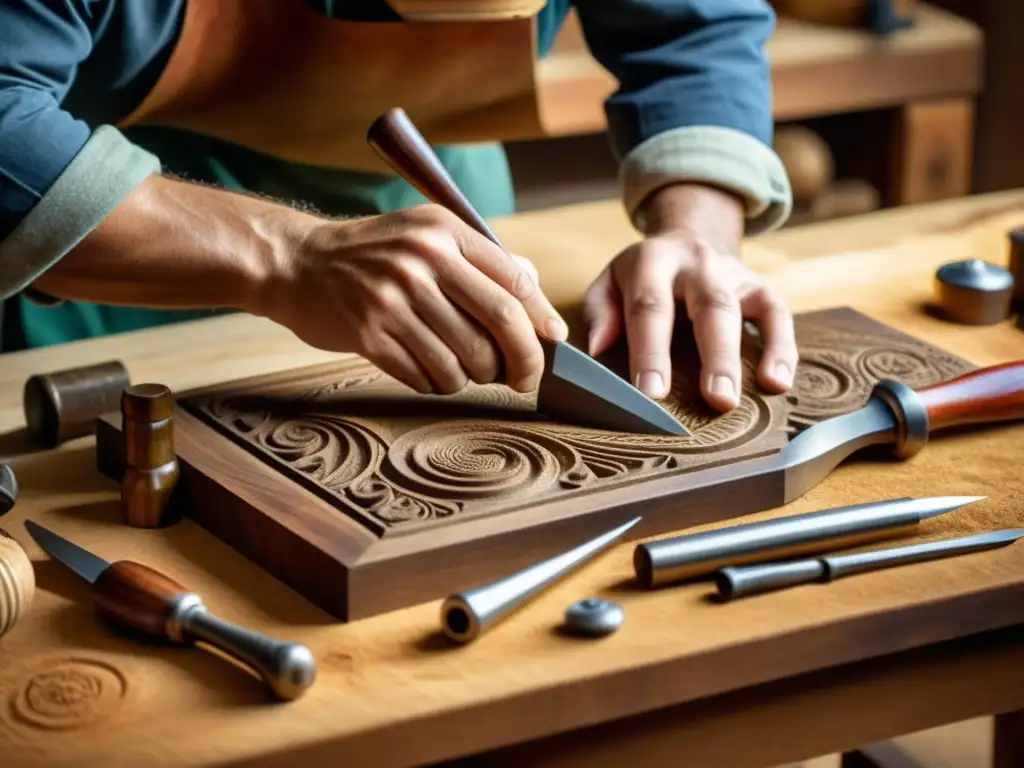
[{"x1": 1, "y1": 191, "x2": 1024, "y2": 767}]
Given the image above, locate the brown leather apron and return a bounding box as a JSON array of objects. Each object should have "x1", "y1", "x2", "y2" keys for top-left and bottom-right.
[{"x1": 118, "y1": 0, "x2": 548, "y2": 174}]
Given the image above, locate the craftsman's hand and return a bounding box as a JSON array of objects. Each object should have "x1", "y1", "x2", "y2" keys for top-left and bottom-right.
[
  {"x1": 264, "y1": 204, "x2": 567, "y2": 395},
  {"x1": 582, "y1": 184, "x2": 798, "y2": 412}
]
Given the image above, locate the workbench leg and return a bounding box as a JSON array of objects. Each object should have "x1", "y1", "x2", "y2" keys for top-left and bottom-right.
[
  {"x1": 993, "y1": 709, "x2": 1024, "y2": 767},
  {"x1": 889, "y1": 97, "x2": 975, "y2": 206}
]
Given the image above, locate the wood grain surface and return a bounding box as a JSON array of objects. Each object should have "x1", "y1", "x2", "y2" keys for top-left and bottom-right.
[{"x1": 0, "y1": 191, "x2": 1023, "y2": 767}]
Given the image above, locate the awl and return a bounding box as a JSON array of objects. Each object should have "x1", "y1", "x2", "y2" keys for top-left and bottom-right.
[
  {"x1": 715, "y1": 528, "x2": 1024, "y2": 599},
  {"x1": 23, "y1": 520, "x2": 316, "y2": 701},
  {"x1": 367, "y1": 107, "x2": 689, "y2": 437}
]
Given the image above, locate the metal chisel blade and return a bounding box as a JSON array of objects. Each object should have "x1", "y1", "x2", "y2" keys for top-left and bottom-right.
[
  {"x1": 537, "y1": 339, "x2": 690, "y2": 437},
  {"x1": 24, "y1": 520, "x2": 110, "y2": 584}
]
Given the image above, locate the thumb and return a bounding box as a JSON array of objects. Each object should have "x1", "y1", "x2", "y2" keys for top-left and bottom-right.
[{"x1": 581, "y1": 267, "x2": 623, "y2": 357}]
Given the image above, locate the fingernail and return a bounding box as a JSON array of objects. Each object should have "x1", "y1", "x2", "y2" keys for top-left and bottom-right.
[
  {"x1": 710, "y1": 375, "x2": 737, "y2": 405},
  {"x1": 773, "y1": 361, "x2": 792, "y2": 387},
  {"x1": 543, "y1": 316, "x2": 566, "y2": 341},
  {"x1": 636, "y1": 371, "x2": 666, "y2": 398}
]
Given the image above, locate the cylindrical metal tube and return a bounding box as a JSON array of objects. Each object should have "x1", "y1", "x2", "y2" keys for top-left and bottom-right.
[
  {"x1": 715, "y1": 559, "x2": 826, "y2": 600},
  {"x1": 23, "y1": 360, "x2": 130, "y2": 448},
  {"x1": 633, "y1": 496, "x2": 976, "y2": 588}
]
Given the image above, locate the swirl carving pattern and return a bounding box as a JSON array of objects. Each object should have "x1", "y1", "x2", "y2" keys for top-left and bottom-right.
[
  {"x1": 3, "y1": 658, "x2": 127, "y2": 732},
  {"x1": 182, "y1": 310, "x2": 973, "y2": 533}
]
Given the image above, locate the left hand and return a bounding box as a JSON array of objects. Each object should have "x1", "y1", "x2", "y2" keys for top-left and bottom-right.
[{"x1": 581, "y1": 184, "x2": 798, "y2": 412}]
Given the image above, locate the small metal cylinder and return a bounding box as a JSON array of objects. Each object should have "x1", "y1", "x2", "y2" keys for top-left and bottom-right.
[
  {"x1": 933, "y1": 259, "x2": 1014, "y2": 325},
  {"x1": 23, "y1": 360, "x2": 130, "y2": 448},
  {"x1": 633, "y1": 497, "x2": 955, "y2": 588}
]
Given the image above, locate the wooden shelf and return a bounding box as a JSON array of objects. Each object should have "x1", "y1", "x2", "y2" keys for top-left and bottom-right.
[{"x1": 535, "y1": 2, "x2": 983, "y2": 138}]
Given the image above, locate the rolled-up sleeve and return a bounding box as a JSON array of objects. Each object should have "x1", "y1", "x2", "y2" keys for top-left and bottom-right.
[
  {"x1": 573, "y1": 0, "x2": 792, "y2": 235},
  {"x1": 0, "y1": 1, "x2": 160, "y2": 301}
]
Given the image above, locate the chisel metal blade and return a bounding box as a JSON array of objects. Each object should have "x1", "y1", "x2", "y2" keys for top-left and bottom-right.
[
  {"x1": 24, "y1": 520, "x2": 110, "y2": 584},
  {"x1": 537, "y1": 339, "x2": 690, "y2": 436}
]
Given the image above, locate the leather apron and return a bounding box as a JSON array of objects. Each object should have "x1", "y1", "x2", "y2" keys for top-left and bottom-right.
[{"x1": 117, "y1": 0, "x2": 549, "y2": 174}]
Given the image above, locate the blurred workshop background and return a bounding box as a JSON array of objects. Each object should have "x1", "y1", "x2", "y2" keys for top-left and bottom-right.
[{"x1": 505, "y1": 0, "x2": 1018, "y2": 235}]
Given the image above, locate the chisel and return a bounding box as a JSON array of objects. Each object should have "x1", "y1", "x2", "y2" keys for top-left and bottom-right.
[
  {"x1": 23, "y1": 519, "x2": 316, "y2": 701},
  {"x1": 366, "y1": 107, "x2": 689, "y2": 437}
]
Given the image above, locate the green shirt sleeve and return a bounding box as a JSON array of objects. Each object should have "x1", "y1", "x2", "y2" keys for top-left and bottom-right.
[{"x1": 0, "y1": 125, "x2": 161, "y2": 302}]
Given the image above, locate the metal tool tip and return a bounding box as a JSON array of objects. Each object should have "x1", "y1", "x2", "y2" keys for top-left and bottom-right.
[{"x1": 918, "y1": 495, "x2": 987, "y2": 519}]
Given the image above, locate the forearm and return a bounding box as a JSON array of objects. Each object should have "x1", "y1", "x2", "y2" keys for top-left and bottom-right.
[
  {"x1": 639, "y1": 183, "x2": 745, "y2": 256},
  {"x1": 573, "y1": 0, "x2": 792, "y2": 235},
  {"x1": 31, "y1": 173, "x2": 309, "y2": 314}
]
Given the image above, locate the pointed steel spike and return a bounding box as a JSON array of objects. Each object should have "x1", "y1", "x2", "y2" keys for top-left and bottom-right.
[
  {"x1": 912, "y1": 495, "x2": 986, "y2": 519},
  {"x1": 441, "y1": 516, "x2": 642, "y2": 643},
  {"x1": 537, "y1": 340, "x2": 689, "y2": 436}
]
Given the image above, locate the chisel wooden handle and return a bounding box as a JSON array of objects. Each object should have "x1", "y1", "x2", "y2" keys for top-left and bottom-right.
[
  {"x1": 367, "y1": 107, "x2": 506, "y2": 249},
  {"x1": 0, "y1": 528, "x2": 35, "y2": 640},
  {"x1": 93, "y1": 561, "x2": 316, "y2": 700},
  {"x1": 915, "y1": 361, "x2": 1024, "y2": 431}
]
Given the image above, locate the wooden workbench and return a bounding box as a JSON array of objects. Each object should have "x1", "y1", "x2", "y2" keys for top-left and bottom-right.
[{"x1": 1, "y1": 191, "x2": 1024, "y2": 767}]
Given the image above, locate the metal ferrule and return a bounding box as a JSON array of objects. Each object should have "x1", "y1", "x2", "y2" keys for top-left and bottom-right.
[
  {"x1": 441, "y1": 516, "x2": 641, "y2": 643},
  {"x1": 871, "y1": 379, "x2": 929, "y2": 459},
  {"x1": 166, "y1": 592, "x2": 205, "y2": 643}
]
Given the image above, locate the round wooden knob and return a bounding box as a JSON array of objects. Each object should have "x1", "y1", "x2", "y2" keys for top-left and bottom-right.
[
  {"x1": 773, "y1": 126, "x2": 834, "y2": 204},
  {"x1": 0, "y1": 528, "x2": 35, "y2": 640}
]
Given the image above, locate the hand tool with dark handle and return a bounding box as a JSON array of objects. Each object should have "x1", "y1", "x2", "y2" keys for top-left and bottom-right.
[
  {"x1": 366, "y1": 107, "x2": 689, "y2": 437},
  {"x1": 715, "y1": 528, "x2": 1024, "y2": 600},
  {"x1": 23, "y1": 520, "x2": 316, "y2": 701}
]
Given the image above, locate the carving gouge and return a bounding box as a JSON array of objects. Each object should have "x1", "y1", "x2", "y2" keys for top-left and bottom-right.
[
  {"x1": 366, "y1": 107, "x2": 689, "y2": 437},
  {"x1": 23, "y1": 520, "x2": 316, "y2": 701},
  {"x1": 715, "y1": 528, "x2": 1024, "y2": 600}
]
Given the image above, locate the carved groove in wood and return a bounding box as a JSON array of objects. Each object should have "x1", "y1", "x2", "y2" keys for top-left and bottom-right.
[{"x1": 178, "y1": 313, "x2": 971, "y2": 537}]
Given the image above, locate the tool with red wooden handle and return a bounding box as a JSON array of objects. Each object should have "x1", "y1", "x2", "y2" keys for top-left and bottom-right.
[{"x1": 23, "y1": 519, "x2": 316, "y2": 701}]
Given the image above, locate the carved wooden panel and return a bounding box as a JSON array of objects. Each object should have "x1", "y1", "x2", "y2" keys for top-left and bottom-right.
[{"x1": 95, "y1": 308, "x2": 973, "y2": 622}]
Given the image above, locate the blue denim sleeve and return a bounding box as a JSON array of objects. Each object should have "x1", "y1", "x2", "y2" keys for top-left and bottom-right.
[
  {"x1": 0, "y1": 1, "x2": 162, "y2": 303},
  {"x1": 0, "y1": 1, "x2": 95, "y2": 242},
  {"x1": 571, "y1": 0, "x2": 776, "y2": 157},
  {"x1": 570, "y1": 0, "x2": 791, "y2": 234}
]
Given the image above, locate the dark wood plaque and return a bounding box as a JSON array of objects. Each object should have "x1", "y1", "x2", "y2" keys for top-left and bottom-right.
[{"x1": 95, "y1": 308, "x2": 973, "y2": 621}]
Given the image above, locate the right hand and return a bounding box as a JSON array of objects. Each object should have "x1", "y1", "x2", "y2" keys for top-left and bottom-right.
[{"x1": 261, "y1": 204, "x2": 568, "y2": 395}]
